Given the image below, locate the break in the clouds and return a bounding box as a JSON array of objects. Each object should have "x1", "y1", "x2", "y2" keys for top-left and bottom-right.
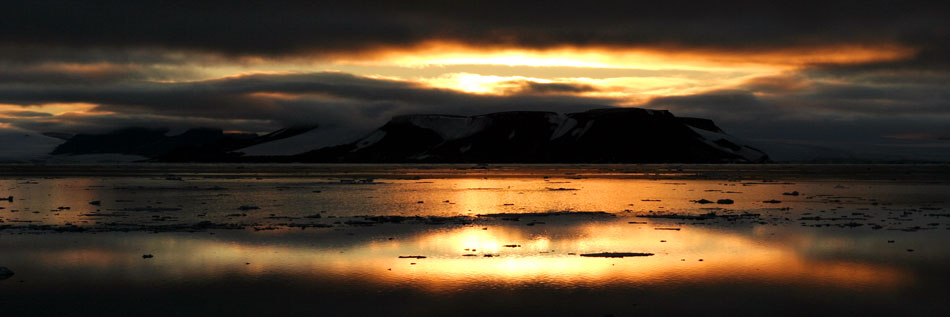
[
  {"x1": 0, "y1": 72, "x2": 611, "y2": 133},
  {"x1": 0, "y1": 0, "x2": 948, "y2": 160}
]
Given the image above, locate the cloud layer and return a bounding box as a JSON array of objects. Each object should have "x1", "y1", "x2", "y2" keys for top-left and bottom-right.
[
  {"x1": 3, "y1": 1, "x2": 946, "y2": 55},
  {"x1": 1, "y1": 1, "x2": 948, "y2": 160},
  {"x1": 0, "y1": 72, "x2": 612, "y2": 134}
]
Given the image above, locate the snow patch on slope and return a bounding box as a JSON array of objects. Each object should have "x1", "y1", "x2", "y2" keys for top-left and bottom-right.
[
  {"x1": 239, "y1": 128, "x2": 364, "y2": 156},
  {"x1": 547, "y1": 113, "x2": 578, "y2": 140},
  {"x1": 405, "y1": 115, "x2": 492, "y2": 140},
  {"x1": 570, "y1": 120, "x2": 596, "y2": 138},
  {"x1": 354, "y1": 130, "x2": 386, "y2": 150},
  {"x1": 0, "y1": 127, "x2": 64, "y2": 162},
  {"x1": 688, "y1": 126, "x2": 768, "y2": 162}
]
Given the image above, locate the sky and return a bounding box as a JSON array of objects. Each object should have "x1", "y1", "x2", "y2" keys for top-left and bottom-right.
[{"x1": 1, "y1": 0, "x2": 948, "y2": 160}]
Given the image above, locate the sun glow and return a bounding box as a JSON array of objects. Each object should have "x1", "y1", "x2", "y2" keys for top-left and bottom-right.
[
  {"x1": 97, "y1": 41, "x2": 916, "y2": 101},
  {"x1": 346, "y1": 41, "x2": 915, "y2": 71},
  {"x1": 417, "y1": 73, "x2": 550, "y2": 94},
  {"x1": 308, "y1": 41, "x2": 914, "y2": 97}
]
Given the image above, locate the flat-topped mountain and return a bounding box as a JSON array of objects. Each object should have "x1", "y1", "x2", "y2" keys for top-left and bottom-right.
[{"x1": 295, "y1": 108, "x2": 769, "y2": 163}]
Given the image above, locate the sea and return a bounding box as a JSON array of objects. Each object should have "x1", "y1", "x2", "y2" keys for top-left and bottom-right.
[{"x1": 1, "y1": 164, "x2": 949, "y2": 315}]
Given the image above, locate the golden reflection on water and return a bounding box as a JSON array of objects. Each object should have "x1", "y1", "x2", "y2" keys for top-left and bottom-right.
[
  {"x1": 367, "y1": 224, "x2": 910, "y2": 291},
  {"x1": 21, "y1": 221, "x2": 911, "y2": 292},
  {"x1": 5, "y1": 176, "x2": 948, "y2": 228}
]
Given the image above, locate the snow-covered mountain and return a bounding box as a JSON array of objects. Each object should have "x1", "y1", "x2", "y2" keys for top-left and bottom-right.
[
  {"x1": 237, "y1": 127, "x2": 363, "y2": 156},
  {"x1": 0, "y1": 127, "x2": 64, "y2": 162},
  {"x1": 47, "y1": 126, "x2": 316, "y2": 162},
  {"x1": 295, "y1": 108, "x2": 769, "y2": 163}
]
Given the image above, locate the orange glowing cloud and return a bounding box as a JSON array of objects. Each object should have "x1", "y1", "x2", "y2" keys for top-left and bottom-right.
[
  {"x1": 0, "y1": 102, "x2": 101, "y2": 117},
  {"x1": 330, "y1": 41, "x2": 916, "y2": 71},
  {"x1": 288, "y1": 41, "x2": 913, "y2": 99},
  {"x1": 101, "y1": 40, "x2": 913, "y2": 102}
]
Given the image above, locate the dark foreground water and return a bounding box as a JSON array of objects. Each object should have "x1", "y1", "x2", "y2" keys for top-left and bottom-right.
[{"x1": 1, "y1": 164, "x2": 949, "y2": 315}]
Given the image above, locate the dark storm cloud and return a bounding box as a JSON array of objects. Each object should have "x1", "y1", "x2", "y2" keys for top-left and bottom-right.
[
  {"x1": 740, "y1": 75, "x2": 811, "y2": 94},
  {"x1": 2, "y1": 0, "x2": 947, "y2": 57},
  {"x1": 649, "y1": 81, "x2": 950, "y2": 122},
  {"x1": 0, "y1": 110, "x2": 54, "y2": 117},
  {"x1": 0, "y1": 72, "x2": 613, "y2": 133},
  {"x1": 0, "y1": 45, "x2": 208, "y2": 66},
  {"x1": 799, "y1": 85, "x2": 950, "y2": 114},
  {"x1": 645, "y1": 87, "x2": 950, "y2": 161},
  {"x1": 656, "y1": 71, "x2": 950, "y2": 118},
  {"x1": 515, "y1": 82, "x2": 598, "y2": 94},
  {"x1": 646, "y1": 90, "x2": 775, "y2": 121},
  {"x1": 0, "y1": 112, "x2": 275, "y2": 135},
  {"x1": 646, "y1": 85, "x2": 950, "y2": 156},
  {"x1": 0, "y1": 64, "x2": 200, "y2": 85}
]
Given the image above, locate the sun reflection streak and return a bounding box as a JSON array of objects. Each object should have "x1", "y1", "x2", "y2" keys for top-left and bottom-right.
[{"x1": 18, "y1": 221, "x2": 913, "y2": 293}]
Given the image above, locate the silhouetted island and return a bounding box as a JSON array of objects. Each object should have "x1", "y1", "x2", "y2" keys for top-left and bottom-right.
[
  {"x1": 50, "y1": 108, "x2": 769, "y2": 163},
  {"x1": 296, "y1": 108, "x2": 768, "y2": 163}
]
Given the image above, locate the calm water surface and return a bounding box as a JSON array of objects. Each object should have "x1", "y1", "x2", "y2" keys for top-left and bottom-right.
[{"x1": 1, "y1": 164, "x2": 948, "y2": 315}]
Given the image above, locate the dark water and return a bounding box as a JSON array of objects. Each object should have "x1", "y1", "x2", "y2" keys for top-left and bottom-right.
[{"x1": 1, "y1": 164, "x2": 949, "y2": 315}]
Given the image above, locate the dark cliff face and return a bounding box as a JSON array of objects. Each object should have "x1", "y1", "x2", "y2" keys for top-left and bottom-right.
[
  {"x1": 297, "y1": 108, "x2": 769, "y2": 163},
  {"x1": 51, "y1": 127, "x2": 177, "y2": 157}
]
